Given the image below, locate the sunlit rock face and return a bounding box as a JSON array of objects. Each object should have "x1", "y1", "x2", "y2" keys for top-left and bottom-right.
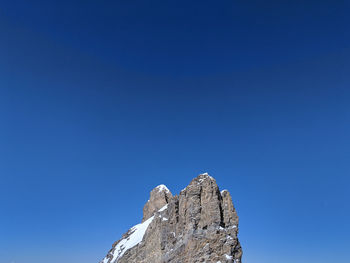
[
  {"x1": 100, "y1": 173, "x2": 243, "y2": 263},
  {"x1": 142, "y1": 184, "x2": 172, "y2": 223}
]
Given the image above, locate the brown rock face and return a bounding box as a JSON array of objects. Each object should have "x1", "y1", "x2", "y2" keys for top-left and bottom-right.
[
  {"x1": 100, "y1": 173, "x2": 243, "y2": 263},
  {"x1": 142, "y1": 184, "x2": 172, "y2": 222}
]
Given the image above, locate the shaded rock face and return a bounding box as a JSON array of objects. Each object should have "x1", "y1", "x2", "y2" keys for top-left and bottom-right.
[{"x1": 100, "y1": 173, "x2": 243, "y2": 263}]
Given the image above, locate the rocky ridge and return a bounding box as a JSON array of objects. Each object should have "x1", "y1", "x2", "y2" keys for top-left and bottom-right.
[{"x1": 100, "y1": 173, "x2": 243, "y2": 263}]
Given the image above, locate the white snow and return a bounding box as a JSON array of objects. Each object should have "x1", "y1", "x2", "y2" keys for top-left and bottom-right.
[
  {"x1": 106, "y1": 215, "x2": 154, "y2": 263},
  {"x1": 158, "y1": 205, "x2": 169, "y2": 221},
  {"x1": 155, "y1": 184, "x2": 170, "y2": 193},
  {"x1": 101, "y1": 204, "x2": 170, "y2": 263},
  {"x1": 200, "y1": 172, "x2": 214, "y2": 180},
  {"x1": 225, "y1": 254, "x2": 233, "y2": 260},
  {"x1": 158, "y1": 204, "x2": 168, "y2": 212},
  {"x1": 198, "y1": 173, "x2": 215, "y2": 183}
]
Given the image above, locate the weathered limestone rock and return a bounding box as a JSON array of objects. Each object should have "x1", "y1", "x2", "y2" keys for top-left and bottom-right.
[
  {"x1": 100, "y1": 173, "x2": 243, "y2": 263},
  {"x1": 142, "y1": 184, "x2": 172, "y2": 222}
]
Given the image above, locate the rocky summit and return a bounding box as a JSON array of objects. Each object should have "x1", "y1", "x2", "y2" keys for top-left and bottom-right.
[{"x1": 100, "y1": 173, "x2": 243, "y2": 263}]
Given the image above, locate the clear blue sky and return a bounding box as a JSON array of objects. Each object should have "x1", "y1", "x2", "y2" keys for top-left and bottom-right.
[{"x1": 1, "y1": 1, "x2": 349, "y2": 262}]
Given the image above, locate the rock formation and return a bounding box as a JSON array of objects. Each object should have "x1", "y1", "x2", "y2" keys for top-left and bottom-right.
[{"x1": 100, "y1": 173, "x2": 243, "y2": 263}]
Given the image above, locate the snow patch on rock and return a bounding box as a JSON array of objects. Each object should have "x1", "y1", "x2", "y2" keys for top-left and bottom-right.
[
  {"x1": 104, "y1": 216, "x2": 154, "y2": 263},
  {"x1": 155, "y1": 184, "x2": 170, "y2": 193},
  {"x1": 158, "y1": 204, "x2": 168, "y2": 212}
]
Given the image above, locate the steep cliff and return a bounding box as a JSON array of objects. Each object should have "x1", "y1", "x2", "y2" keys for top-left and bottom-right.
[{"x1": 100, "y1": 173, "x2": 243, "y2": 263}]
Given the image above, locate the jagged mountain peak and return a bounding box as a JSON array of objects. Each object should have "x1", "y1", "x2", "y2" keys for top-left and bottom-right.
[{"x1": 100, "y1": 173, "x2": 242, "y2": 263}]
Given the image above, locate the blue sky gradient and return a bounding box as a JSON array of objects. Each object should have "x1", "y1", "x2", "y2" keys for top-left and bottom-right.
[{"x1": 1, "y1": 1, "x2": 349, "y2": 263}]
